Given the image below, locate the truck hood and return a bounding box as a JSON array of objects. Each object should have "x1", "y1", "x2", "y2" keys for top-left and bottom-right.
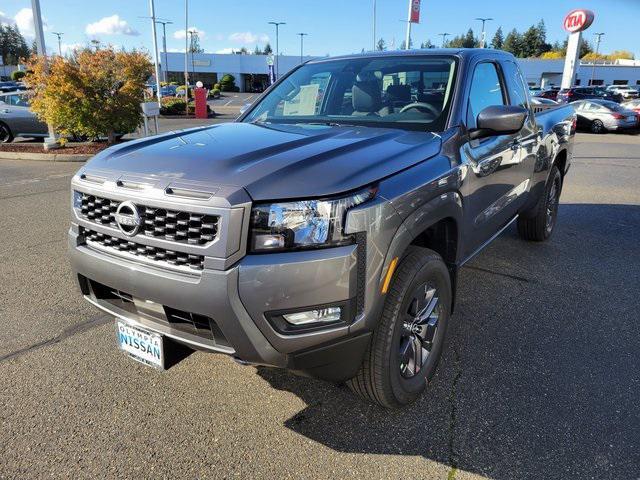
[{"x1": 84, "y1": 122, "x2": 442, "y2": 200}]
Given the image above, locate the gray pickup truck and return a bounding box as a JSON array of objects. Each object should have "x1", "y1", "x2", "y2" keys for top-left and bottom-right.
[{"x1": 69, "y1": 49, "x2": 575, "y2": 408}]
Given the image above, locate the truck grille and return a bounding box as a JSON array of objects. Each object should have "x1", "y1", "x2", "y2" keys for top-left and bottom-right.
[
  {"x1": 81, "y1": 227, "x2": 205, "y2": 270},
  {"x1": 78, "y1": 192, "x2": 219, "y2": 245}
]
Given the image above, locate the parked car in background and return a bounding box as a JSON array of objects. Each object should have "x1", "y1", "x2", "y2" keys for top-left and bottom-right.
[
  {"x1": 531, "y1": 97, "x2": 558, "y2": 105},
  {"x1": 0, "y1": 91, "x2": 48, "y2": 143},
  {"x1": 606, "y1": 85, "x2": 639, "y2": 100},
  {"x1": 535, "y1": 87, "x2": 560, "y2": 101},
  {"x1": 573, "y1": 99, "x2": 638, "y2": 133},
  {"x1": 529, "y1": 86, "x2": 542, "y2": 95},
  {"x1": 557, "y1": 86, "x2": 622, "y2": 104},
  {"x1": 160, "y1": 85, "x2": 177, "y2": 97},
  {"x1": 622, "y1": 99, "x2": 640, "y2": 114},
  {"x1": 0, "y1": 81, "x2": 28, "y2": 93}
]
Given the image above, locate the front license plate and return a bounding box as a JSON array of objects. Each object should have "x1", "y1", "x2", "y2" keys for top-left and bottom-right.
[{"x1": 116, "y1": 321, "x2": 164, "y2": 369}]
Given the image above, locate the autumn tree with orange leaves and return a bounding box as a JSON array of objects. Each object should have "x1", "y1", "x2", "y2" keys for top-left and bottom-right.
[{"x1": 25, "y1": 47, "x2": 152, "y2": 143}]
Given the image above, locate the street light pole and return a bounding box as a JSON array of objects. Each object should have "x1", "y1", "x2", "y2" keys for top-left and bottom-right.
[
  {"x1": 372, "y1": 0, "x2": 376, "y2": 51},
  {"x1": 52, "y1": 32, "x2": 63, "y2": 56},
  {"x1": 438, "y1": 33, "x2": 451, "y2": 48},
  {"x1": 297, "y1": 33, "x2": 308, "y2": 64},
  {"x1": 591, "y1": 32, "x2": 605, "y2": 86},
  {"x1": 155, "y1": 20, "x2": 173, "y2": 83},
  {"x1": 184, "y1": 0, "x2": 189, "y2": 116},
  {"x1": 148, "y1": 0, "x2": 162, "y2": 102},
  {"x1": 404, "y1": 0, "x2": 412, "y2": 50},
  {"x1": 475, "y1": 17, "x2": 493, "y2": 48},
  {"x1": 268, "y1": 21, "x2": 285, "y2": 79},
  {"x1": 31, "y1": 0, "x2": 57, "y2": 149},
  {"x1": 188, "y1": 30, "x2": 197, "y2": 83}
]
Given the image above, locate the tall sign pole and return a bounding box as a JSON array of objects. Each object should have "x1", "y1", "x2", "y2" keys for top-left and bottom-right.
[
  {"x1": 184, "y1": 0, "x2": 189, "y2": 116},
  {"x1": 561, "y1": 9, "x2": 595, "y2": 89},
  {"x1": 405, "y1": 0, "x2": 421, "y2": 50},
  {"x1": 372, "y1": 0, "x2": 377, "y2": 51}
]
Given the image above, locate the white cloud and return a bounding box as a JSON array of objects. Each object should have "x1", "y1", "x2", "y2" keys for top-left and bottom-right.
[
  {"x1": 228, "y1": 31, "x2": 269, "y2": 45},
  {"x1": 173, "y1": 27, "x2": 205, "y2": 40},
  {"x1": 13, "y1": 8, "x2": 47, "y2": 37},
  {"x1": 215, "y1": 48, "x2": 236, "y2": 54},
  {"x1": 60, "y1": 42, "x2": 84, "y2": 55},
  {"x1": 0, "y1": 10, "x2": 13, "y2": 26},
  {"x1": 85, "y1": 15, "x2": 139, "y2": 37}
]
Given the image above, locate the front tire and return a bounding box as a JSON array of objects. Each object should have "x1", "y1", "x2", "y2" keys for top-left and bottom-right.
[
  {"x1": 517, "y1": 165, "x2": 562, "y2": 242},
  {"x1": 347, "y1": 247, "x2": 451, "y2": 408}
]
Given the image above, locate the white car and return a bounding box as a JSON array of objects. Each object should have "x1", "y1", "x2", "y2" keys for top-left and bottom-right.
[{"x1": 605, "y1": 85, "x2": 639, "y2": 99}]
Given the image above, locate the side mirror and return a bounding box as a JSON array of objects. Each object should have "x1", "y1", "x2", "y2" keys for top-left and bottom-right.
[
  {"x1": 239, "y1": 103, "x2": 252, "y2": 115},
  {"x1": 469, "y1": 105, "x2": 528, "y2": 140}
]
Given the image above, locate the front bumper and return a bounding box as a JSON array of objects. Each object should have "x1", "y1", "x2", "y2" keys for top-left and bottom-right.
[{"x1": 69, "y1": 227, "x2": 369, "y2": 381}]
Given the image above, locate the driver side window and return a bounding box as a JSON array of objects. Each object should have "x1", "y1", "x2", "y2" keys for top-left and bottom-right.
[{"x1": 467, "y1": 63, "x2": 506, "y2": 129}]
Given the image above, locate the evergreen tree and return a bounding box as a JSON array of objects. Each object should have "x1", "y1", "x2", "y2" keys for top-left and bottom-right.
[
  {"x1": 462, "y1": 29, "x2": 477, "y2": 48},
  {"x1": 0, "y1": 24, "x2": 31, "y2": 64},
  {"x1": 503, "y1": 29, "x2": 523, "y2": 57},
  {"x1": 376, "y1": 38, "x2": 386, "y2": 51},
  {"x1": 420, "y1": 39, "x2": 434, "y2": 49},
  {"x1": 253, "y1": 45, "x2": 262, "y2": 55},
  {"x1": 491, "y1": 27, "x2": 504, "y2": 50},
  {"x1": 263, "y1": 43, "x2": 273, "y2": 55}
]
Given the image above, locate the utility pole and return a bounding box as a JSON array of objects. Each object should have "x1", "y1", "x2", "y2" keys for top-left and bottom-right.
[
  {"x1": 591, "y1": 32, "x2": 605, "y2": 86},
  {"x1": 268, "y1": 21, "x2": 285, "y2": 79},
  {"x1": 188, "y1": 30, "x2": 197, "y2": 83},
  {"x1": 31, "y1": 0, "x2": 57, "y2": 149},
  {"x1": 438, "y1": 33, "x2": 451, "y2": 48},
  {"x1": 297, "y1": 33, "x2": 308, "y2": 64},
  {"x1": 155, "y1": 20, "x2": 173, "y2": 83},
  {"x1": 184, "y1": 0, "x2": 189, "y2": 116},
  {"x1": 148, "y1": 0, "x2": 162, "y2": 102},
  {"x1": 475, "y1": 17, "x2": 493, "y2": 48},
  {"x1": 52, "y1": 32, "x2": 63, "y2": 56}
]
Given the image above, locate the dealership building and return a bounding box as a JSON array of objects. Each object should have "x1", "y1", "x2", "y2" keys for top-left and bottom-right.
[{"x1": 160, "y1": 51, "x2": 640, "y2": 92}]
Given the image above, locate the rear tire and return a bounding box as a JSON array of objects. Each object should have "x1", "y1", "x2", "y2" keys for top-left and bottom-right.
[
  {"x1": 347, "y1": 246, "x2": 451, "y2": 408},
  {"x1": 517, "y1": 165, "x2": 562, "y2": 242},
  {"x1": 0, "y1": 123, "x2": 13, "y2": 143},
  {"x1": 590, "y1": 119, "x2": 606, "y2": 134}
]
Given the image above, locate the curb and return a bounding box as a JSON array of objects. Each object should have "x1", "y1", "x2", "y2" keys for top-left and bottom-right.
[{"x1": 0, "y1": 151, "x2": 90, "y2": 162}]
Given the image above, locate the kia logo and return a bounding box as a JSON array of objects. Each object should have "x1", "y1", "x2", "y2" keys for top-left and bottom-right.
[
  {"x1": 115, "y1": 201, "x2": 142, "y2": 236},
  {"x1": 563, "y1": 9, "x2": 594, "y2": 33}
]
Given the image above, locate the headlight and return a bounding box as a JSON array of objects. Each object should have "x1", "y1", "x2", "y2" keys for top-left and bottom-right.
[{"x1": 249, "y1": 187, "x2": 375, "y2": 252}]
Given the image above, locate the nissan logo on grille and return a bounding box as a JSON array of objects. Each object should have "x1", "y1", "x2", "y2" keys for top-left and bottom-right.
[{"x1": 114, "y1": 201, "x2": 142, "y2": 236}]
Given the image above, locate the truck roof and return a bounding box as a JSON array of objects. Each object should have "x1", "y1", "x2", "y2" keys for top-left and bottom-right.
[{"x1": 307, "y1": 48, "x2": 514, "y2": 64}]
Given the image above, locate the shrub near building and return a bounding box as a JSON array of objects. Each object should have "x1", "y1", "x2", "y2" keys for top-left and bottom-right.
[{"x1": 25, "y1": 47, "x2": 152, "y2": 143}]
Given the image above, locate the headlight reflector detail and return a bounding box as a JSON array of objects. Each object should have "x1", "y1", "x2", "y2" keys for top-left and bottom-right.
[{"x1": 249, "y1": 188, "x2": 375, "y2": 252}]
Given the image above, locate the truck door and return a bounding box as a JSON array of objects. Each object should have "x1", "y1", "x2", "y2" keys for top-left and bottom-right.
[{"x1": 459, "y1": 61, "x2": 532, "y2": 260}]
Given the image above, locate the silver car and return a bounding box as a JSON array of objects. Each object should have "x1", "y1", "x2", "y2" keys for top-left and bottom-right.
[
  {"x1": 0, "y1": 92, "x2": 48, "y2": 143},
  {"x1": 606, "y1": 85, "x2": 639, "y2": 100},
  {"x1": 573, "y1": 99, "x2": 639, "y2": 133}
]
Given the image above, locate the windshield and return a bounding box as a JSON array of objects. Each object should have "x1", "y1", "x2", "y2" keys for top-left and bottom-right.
[{"x1": 243, "y1": 55, "x2": 457, "y2": 132}]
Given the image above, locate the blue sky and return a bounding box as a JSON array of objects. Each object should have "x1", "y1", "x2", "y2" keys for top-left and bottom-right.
[{"x1": 1, "y1": 0, "x2": 638, "y2": 58}]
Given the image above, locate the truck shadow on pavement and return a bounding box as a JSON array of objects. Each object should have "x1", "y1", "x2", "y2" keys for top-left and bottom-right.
[{"x1": 256, "y1": 203, "x2": 640, "y2": 480}]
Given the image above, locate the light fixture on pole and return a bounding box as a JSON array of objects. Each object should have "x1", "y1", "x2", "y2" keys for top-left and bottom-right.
[
  {"x1": 52, "y1": 32, "x2": 63, "y2": 56},
  {"x1": 148, "y1": 0, "x2": 162, "y2": 102},
  {"x1": 475, "y1": 17, "x2": 493, "y2": 48},
  {"x1": 268, "y1": 21, "x2": 285, "y2": 79},
  {"x1": 297, "y1": 33, "x2": 308, "y2": 64},
  {"x1": 591, "y1": 32, "x2": 605, "y2": 86},
  {"x1": 155, "y1": 19, "x2": 173, "y2": 83},
  {"x1": 438, "y1": 32, "x2": 451, "y2": 48}
]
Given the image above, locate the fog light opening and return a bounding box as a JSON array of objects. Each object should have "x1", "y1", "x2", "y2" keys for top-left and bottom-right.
[{"x1": 283, "y1": 307, "x2": 341, "y2": 326}]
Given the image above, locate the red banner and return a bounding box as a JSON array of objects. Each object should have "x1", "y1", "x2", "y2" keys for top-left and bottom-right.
[{"x1": 410, "y1": 0, "x2": 421, "y2": 23}]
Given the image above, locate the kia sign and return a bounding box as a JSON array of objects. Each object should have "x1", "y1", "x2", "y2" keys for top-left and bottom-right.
[
  {"x1": 410, "y1": 0, "x2": 421, "y2": 23},
  {"x1": 563, "y1": 9, "x2": 595, "y2": 33}
]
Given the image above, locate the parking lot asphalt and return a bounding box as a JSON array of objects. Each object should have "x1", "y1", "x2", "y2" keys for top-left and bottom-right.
[{"x1": 1, "y1": 132, "x2": 639, "y2": 479}]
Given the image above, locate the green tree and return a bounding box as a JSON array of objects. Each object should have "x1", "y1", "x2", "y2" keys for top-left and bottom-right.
[
  {"x1": 11, "y1": 70, "x2": 26, "y2": 81},
  {"x1": 0, "y1": 24, "x2": 31, "y2": 65},
  {"x1": 376, "y1": 38, "x2": 386, "y2": 51},
  {"x1": 491, "y1": 27, "x2": 504, "y2": 50},
  {"x1": 253, "y1": 45, "x2": 262, "y2": 55},
  {"x1": 445, "y1": 29, "x2": 477, "y2": 49},
  {"x1": 502, "y1": 29, "x2": 523, "y2": 57},
  {"x1": 188, "y1": 33, "x2": 204, "y2": 53},
  {"x1": 263, "y1": 43, "x2": 273, "y2": 55},
  {"x1": 420, "y1": 39, "x2": 434, "y2": 49}
]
